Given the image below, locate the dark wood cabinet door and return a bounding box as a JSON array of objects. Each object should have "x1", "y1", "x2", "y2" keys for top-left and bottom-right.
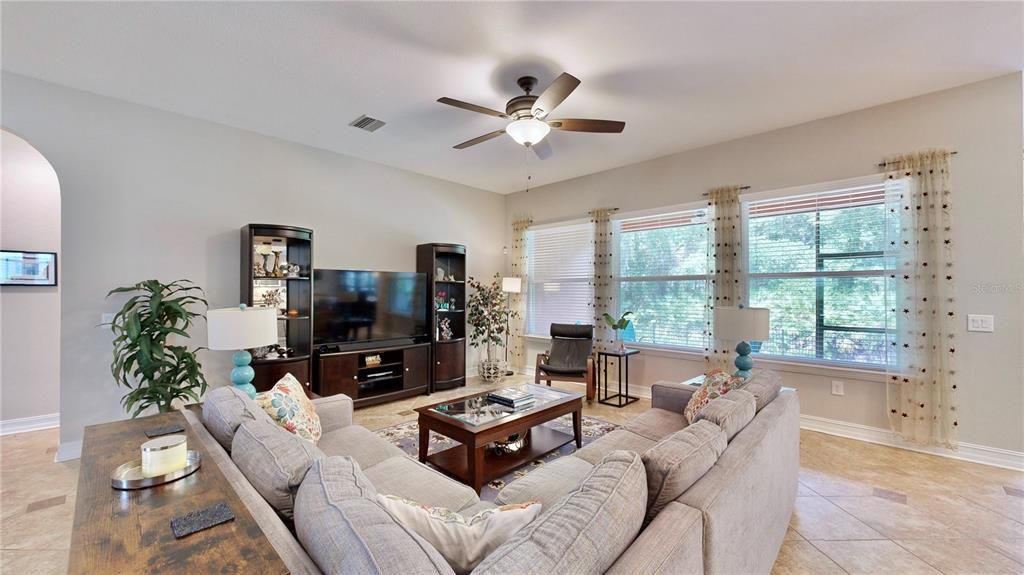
[
  {"x1": 434, "y1": 340, "x2": 465, "y2": 383},
  {"x1": 318, "y1": 352, "x2": 359, "y2": 398},
  {"x1": 253, "y1": 359, "x2": 311, "y2": 397},
  {"x1": 403, "y1": 345, "x2": 430, "y2": 390}
]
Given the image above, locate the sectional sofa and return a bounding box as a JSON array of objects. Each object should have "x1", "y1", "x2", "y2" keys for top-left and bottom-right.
[{"x1": 183, "y1": 373, "x2": 798, "y2": 574}]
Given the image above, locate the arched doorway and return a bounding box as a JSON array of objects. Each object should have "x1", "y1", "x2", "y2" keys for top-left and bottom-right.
[{"x1": 1, "y1": 129, "x2": 62, "y2": 433}]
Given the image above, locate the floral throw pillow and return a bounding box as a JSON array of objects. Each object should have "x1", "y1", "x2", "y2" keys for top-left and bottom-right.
[
  {"x1": 255, "y1": 373, "x2": 321, "y2": 444},
  {"x1": 376, "y1": 494, "x2": 541, "y2": 574},
  {"x1": 684, "y1": 369, "x2": 746, "y2": 423}
]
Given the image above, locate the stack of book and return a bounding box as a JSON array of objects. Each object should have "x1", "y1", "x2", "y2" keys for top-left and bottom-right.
[{"x1": 487, "y1": 387, "x2": 535, "y2": 409}]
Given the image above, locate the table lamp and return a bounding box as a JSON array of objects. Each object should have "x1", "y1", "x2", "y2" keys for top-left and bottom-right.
[
  {"x1": 501, "y1": 277, "x2": 522, "y2": 376},
  {"x1": 714, "y1": 306, "x2": 770, "y2": 379},
  {"x1": 207, "y1": 304, "x2": 278, "y2": 398}
]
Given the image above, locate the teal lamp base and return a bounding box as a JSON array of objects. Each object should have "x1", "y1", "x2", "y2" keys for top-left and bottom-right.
[
  {"x1": 733, "y1": 341, "x2": 754, "y2": 379},
  {"x1": 231, "y1": 349, "x2": 257, "y2": 399}
]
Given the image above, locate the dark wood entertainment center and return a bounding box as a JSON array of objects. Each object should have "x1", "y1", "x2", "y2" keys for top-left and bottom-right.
[{"x1": 315, "y1": 341, "x2": 431, "y2": 407}]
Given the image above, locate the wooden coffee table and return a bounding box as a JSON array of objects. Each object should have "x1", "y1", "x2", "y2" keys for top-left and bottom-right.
[{"x1": 415, "y1": 384, "x2": 583, "y2": 493}]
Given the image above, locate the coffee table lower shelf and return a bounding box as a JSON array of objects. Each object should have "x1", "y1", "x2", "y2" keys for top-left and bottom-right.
[{"x1": 426, "y1": 426, "x2": 574, "y2": 488}]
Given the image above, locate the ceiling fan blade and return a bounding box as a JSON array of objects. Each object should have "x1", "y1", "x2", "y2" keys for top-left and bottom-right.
[
  {"x1": 548, "y1": 119, "x2": 625, "y2": 133},
  {"x1": 531, "y1": 73, "x2": 580, "y2": 119},
  {"x1": 531, "y1": 139, "x2": 553, "y2": 160},
  {"x1": 453, "y1": 129, "x2": 506, "y2": 149},
  {"x1": 437, "y1": 97, "x2": 508, "y2": 119}
]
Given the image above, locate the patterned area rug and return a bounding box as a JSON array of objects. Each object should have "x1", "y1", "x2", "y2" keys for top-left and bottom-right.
[{"x1": 374, "y1": 415, "x2": 620, "y2": 502}]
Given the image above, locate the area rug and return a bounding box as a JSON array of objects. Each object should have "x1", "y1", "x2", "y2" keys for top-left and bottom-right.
[{"x1": 374, "y1": 414, "x2": 620, "y2": 502}]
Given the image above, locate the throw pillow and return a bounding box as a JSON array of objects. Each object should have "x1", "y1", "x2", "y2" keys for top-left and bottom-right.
[
  {"x1": 255, "y1": 373, "x2": 321, "y2": 444},
  {"x1": 376, "y1": 495, "x2": 542, "y2": 575},
  {"x1": 683, "y1": 368, "x2": 746, "y2": 423},
  {"x1": 641, "y1": 420, "x2": 727, "y2": 522}
]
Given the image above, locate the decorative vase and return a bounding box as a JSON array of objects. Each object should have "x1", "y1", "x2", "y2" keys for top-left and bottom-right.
[{"x1": 478, "y1": 359, "x2": 507, "y2": 382}]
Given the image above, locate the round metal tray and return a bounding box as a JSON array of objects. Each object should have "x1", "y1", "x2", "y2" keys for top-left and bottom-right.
[{"x1": 111, "y1": 450, "x2": 201, "y2": 490}]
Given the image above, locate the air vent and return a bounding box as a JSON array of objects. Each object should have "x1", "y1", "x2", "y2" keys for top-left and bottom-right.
[{"x1": 349, "y1": 115, "x2": 386, "y2": 132}]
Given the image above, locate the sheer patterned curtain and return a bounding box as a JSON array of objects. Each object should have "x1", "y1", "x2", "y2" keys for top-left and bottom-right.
[
  {"x1": 508, "y1": 217, "x2": 532, "y2": 372},
  {"x1": 591, "y1": 208, "x2": 617, "y2": 351},
  {"x1": 704, "y1": 186, "x2": 743, "y2": 370},
  {"x1": 883, "y1": 150, "x2": 958, "y2": 448}
]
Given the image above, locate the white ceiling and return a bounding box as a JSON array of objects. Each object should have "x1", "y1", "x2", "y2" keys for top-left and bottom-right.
[{"x1": 2, "y1": 2, "x2": 1021, "y2": 194}]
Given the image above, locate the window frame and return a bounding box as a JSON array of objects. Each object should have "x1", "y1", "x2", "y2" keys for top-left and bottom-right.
[{"x1": 741, "y1": 175, "x2": 894, "y2": 370}]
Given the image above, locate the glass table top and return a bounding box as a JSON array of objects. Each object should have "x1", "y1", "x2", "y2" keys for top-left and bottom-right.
[{"x1": 429, "y1": 384, "x2": 574, "y2": 427}]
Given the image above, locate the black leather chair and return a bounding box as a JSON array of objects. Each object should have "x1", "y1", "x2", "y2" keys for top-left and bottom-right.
[{"x1": 534, "y1": 324, "x2": 596, "y2": 401}]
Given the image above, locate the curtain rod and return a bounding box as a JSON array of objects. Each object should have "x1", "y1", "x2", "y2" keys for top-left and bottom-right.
[
  {"x1": 701, "y1": 186, "x2": 751, "y2": 197},
  {"x1": 877, "y1": 150, "x2": 958, "y2": 168}
]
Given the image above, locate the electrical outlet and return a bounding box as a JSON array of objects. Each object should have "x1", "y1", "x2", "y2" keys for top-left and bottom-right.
[
  {"x1": 831, "y1": 380, "x2": 845, "y2": 396},
  {"x1": 967, "y1": 314, "x2": 994, "y2": 333}
]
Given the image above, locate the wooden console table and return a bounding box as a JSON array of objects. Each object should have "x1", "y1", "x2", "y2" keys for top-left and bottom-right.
[{"x1": 69, "y1": 411, "x2": 287, "y2": 574}]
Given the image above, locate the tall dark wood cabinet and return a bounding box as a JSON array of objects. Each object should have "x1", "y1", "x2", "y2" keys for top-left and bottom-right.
[
  {"x1": 417, "y1": 243, "x2": 467, "y2": 391},
  {"x1": 240, "y1": 224, "x2": 313, "y2": 393}
]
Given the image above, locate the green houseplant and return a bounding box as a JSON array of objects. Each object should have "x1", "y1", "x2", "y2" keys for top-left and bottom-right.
[
  {"x1": 106, "y1": 279, "x2": 209, "y2": 416},
  {"x1": 466, "y1": 274, "x2": 517, "y2": 382},
  {"x1": 602, "y1": 311, "x2": 634, "y2": 351}
]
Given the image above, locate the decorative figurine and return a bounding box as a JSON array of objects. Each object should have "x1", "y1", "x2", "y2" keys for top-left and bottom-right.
[
  {"x1": 450, "y1": 297, "x2": 457, "y2": 310},
  {"x1": 253, "y1": 262, "x2": 266, "y2": 278},
  {"x1": 270, "y1": 244, "x2": 285, "y2": 278},
  {"x1": 436, "y1": 267, "x2": 446, "y2": 280},
  {"x1": 259, "y1": 288, "x2": 284, "y2": 310},
  {"x1": 287, "y1": 264, "x2": 301, "y2": 278},
  {"x1": 439, "y1": 317, "x2": 453, "y2": 340}
]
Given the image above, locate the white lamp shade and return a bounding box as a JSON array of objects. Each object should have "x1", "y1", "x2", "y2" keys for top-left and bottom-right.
[
  {"x1": 207, "y1": 306, "x2": 278, "y2": 350},
  {"x1": 501, "y1": 277, "x2": 522, "y2": 294},
  {"x1": 505, "y1": 118, "x2": 551, "y2": 146},
  {"x1": 714, "y1": 306, "x2": 770, "y2": 342}
]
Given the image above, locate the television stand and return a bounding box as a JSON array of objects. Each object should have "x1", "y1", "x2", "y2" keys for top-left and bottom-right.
[{"x1": 314, "y1": 341, "x2": 430, "y2": 408}]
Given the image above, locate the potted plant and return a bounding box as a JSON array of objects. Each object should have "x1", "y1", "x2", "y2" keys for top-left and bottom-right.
[
  {"x1": 466, "y1": 274, "x2": 517, "y2": 382},
  {"x1": 106, "y1": 279, "x2": 209, "y2": 416},
  {"x1": 602, "y1": 311, "x2": 634, "y2": 351}
]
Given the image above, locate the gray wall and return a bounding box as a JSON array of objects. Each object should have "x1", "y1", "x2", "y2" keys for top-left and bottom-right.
[
  {"x1": 1, "y1": 72, "x2": 507, "y2": 454},
  {"x1": 507, "y1": 73, "x2": 1024, "y2": 453},
  {"x1": 1, "y1": 129, "x2": 61, "y2": 422}
]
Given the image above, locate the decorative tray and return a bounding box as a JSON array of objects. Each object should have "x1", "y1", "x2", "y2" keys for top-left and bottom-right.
[{"x1": 111, "y1": 450, "x2": 202, "y2": 490}]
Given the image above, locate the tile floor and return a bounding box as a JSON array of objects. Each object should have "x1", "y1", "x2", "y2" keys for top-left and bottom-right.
[{"x1": 1, "y1": 377, "x2": 1021, "y2": 574}]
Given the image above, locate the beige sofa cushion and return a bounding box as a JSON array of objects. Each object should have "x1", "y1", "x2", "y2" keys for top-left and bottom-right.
[
  {"x1": 574, "y1": 429, "x2": 656, "y2": 465},
  {"x1": 472, "y1": 451, "x2": 647, "y2": 575},
  {"x1": 295, "y1": 457, "x2": 455, "y2": 575},
  {"x1": 202, "y1": 386, "x2": 276, "y2": 451},
  {"x1": 623, "y1": 408, "x2": 687, "y2": 441},
  {"x1": 231, "y1": 420, "x2": 325, "y2": 519},
  {"x1": 364, "y1": 456, "x2": 480, "y2": 513},
  {"x1": 743, "y1": 372, "x2": 782, "y2": 412},
  {"x1": 694, "y1": 389, "x2": 756, "y2": 441},
  {"x1": 641, "y1": 420, "x2": 727, "y2": 521},
  {"x1": 318, "y1": 424, "x2": 406, "y2": 470},
  {"x1": 495, "y1": 455, "x2": 595, "y2": 510}
]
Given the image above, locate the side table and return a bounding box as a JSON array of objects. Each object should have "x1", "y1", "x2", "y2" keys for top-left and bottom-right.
[{"x1": 597, "y1": 348, "x2": 640, "y2": 407}]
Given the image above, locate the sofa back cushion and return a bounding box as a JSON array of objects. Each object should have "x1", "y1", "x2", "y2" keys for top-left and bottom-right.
[
  {"x1": 641, "y1": 420, "x2": 727, "y2": 522},
  {"x1": 743, "y1": 372, "x2": 782, "y2": 412},
  {"x1": 694, "y1": 389, "x2": 756, "y2": 441},
  {"x1": 472, "y1": 450, "x2": 647, "y2": 575},
  {"x1": 231, "y1": 420, "x2": 325, "y2": 519},
  {"x1": 295, "y1": 457, "x2": 454, "y2": 575},
  {"x1": 202, "y1": 386, "x2": 275, "y2": 451}
]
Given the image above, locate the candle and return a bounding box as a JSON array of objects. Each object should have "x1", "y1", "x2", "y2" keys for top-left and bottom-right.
[{"x1": 141, "y1": 435, "x2": 187, "y2": 477}]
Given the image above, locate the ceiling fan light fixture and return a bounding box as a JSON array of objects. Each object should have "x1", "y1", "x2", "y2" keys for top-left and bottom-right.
[{"x1": 506, "y1": 118, "x2": 550, "y2": 147}]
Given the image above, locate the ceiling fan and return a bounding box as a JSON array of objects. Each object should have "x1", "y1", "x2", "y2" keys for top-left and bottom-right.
[{"x1": 437, "y1": 73, "x2": 625, "y2": 159}]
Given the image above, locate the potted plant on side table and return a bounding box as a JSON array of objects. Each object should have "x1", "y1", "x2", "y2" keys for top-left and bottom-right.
[
  {"x1": 106, "y1": 279, "x2": 209, "y2": 417},
  {"x1": 467, "y1": 274, "x2": 517, "y2": 383},
  {"x1": 602, "y1": 311, "x2": 634, "y2": 352}
]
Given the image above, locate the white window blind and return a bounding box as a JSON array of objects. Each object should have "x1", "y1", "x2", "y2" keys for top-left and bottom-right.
[
  {"x1": 745, "y1": 180, "x2": 895, "y2": 366},
  {"x1": 616, "y1": 207, "x2": 709, "y2": 349},
  {"x1": 526, "y1": 222, "x2": 594, "y2": 336}
]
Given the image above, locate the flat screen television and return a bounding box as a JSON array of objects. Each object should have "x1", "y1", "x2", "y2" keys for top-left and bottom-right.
[{"x1": 313, "y1": 269, "x2": 428, "y2": 347}]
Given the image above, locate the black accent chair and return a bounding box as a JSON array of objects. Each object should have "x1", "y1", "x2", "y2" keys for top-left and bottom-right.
[{"x1": 535, "y1": 324, "x2": 596, "y2": 401}]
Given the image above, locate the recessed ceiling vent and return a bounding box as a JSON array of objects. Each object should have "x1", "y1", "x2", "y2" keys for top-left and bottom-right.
[{"x1": 349, "y1": 115, "x2": 386, "y2": 132}]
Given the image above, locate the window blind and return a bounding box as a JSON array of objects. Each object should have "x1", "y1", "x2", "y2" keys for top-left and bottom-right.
[
  {"x1": 745, "y1": 181, "x2": 894, "y2": 366},
  {"x1": 526, "y1": 222, "x2": 594, "y2": 336},
  {"x1": 616, "y1": 207, "x2": 709, "y2": 349}
]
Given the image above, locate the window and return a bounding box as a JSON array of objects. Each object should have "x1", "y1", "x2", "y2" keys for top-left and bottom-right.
[
  {"x1": 615, "y1": 207, "x2": 709, "y2": 349},
  {"x1": 526, "y1": 222, "x2": 594, "y2": 336},
  {"x1": 745, "y1": 179, "x2": 895, "y2": 367}
]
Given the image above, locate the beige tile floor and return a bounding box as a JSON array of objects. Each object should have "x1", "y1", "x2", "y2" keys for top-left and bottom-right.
[{"x1": 1, "y1": 377, "x2": 1021, "y2": 574}]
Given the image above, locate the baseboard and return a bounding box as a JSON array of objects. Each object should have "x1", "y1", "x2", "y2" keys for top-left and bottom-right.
[
  {"x1": 55, "y1": 440, "x2": 82, "y2": 462},
  {"x1": 800, "y1": 414, "x2": 1024, "y2": 472},
  {"x1": 0, "y1": 413, "x2": 59, "y2": 436}
]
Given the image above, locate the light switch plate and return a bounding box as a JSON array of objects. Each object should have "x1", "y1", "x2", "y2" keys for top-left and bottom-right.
[
  {"x1": 967, "y1": 314, "x2": 994, "y2": 333},
  {"x1": 831, "y1": 380, "x2": 845, "y2": 396}
]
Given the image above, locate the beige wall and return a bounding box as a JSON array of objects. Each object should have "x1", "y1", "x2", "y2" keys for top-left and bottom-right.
[
  {"x1": 507, "y1": 73, "x2": 1024, "y2": 453},
  {"x1": 0, "y1": 129, "x2": 61, "y2": 423},
  {"x1": 1, "y1": 72, "x2": 507, "y2": 455}
]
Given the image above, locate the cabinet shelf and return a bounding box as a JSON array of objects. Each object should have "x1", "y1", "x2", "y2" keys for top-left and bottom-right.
[
  {"x1": 276, "y1": 315, "x2": 310, "y2": 321},
  {"x1": 359, "y1": 361, "x2": 402, "y2": 371},
  {"x1": 435, "y1": 309, "x2": 465, "y2": 313}
]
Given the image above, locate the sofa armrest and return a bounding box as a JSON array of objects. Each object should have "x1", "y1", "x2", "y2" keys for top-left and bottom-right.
[
  {"x1": 651, "y1": 381, "x2": 698, "y2": 412},
  {"x1": 606, "y1": 501, "x2": 704, "y2": 575},
  {"x1": 313, "y1": 394, "x2": 353, "y2": 433}
]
